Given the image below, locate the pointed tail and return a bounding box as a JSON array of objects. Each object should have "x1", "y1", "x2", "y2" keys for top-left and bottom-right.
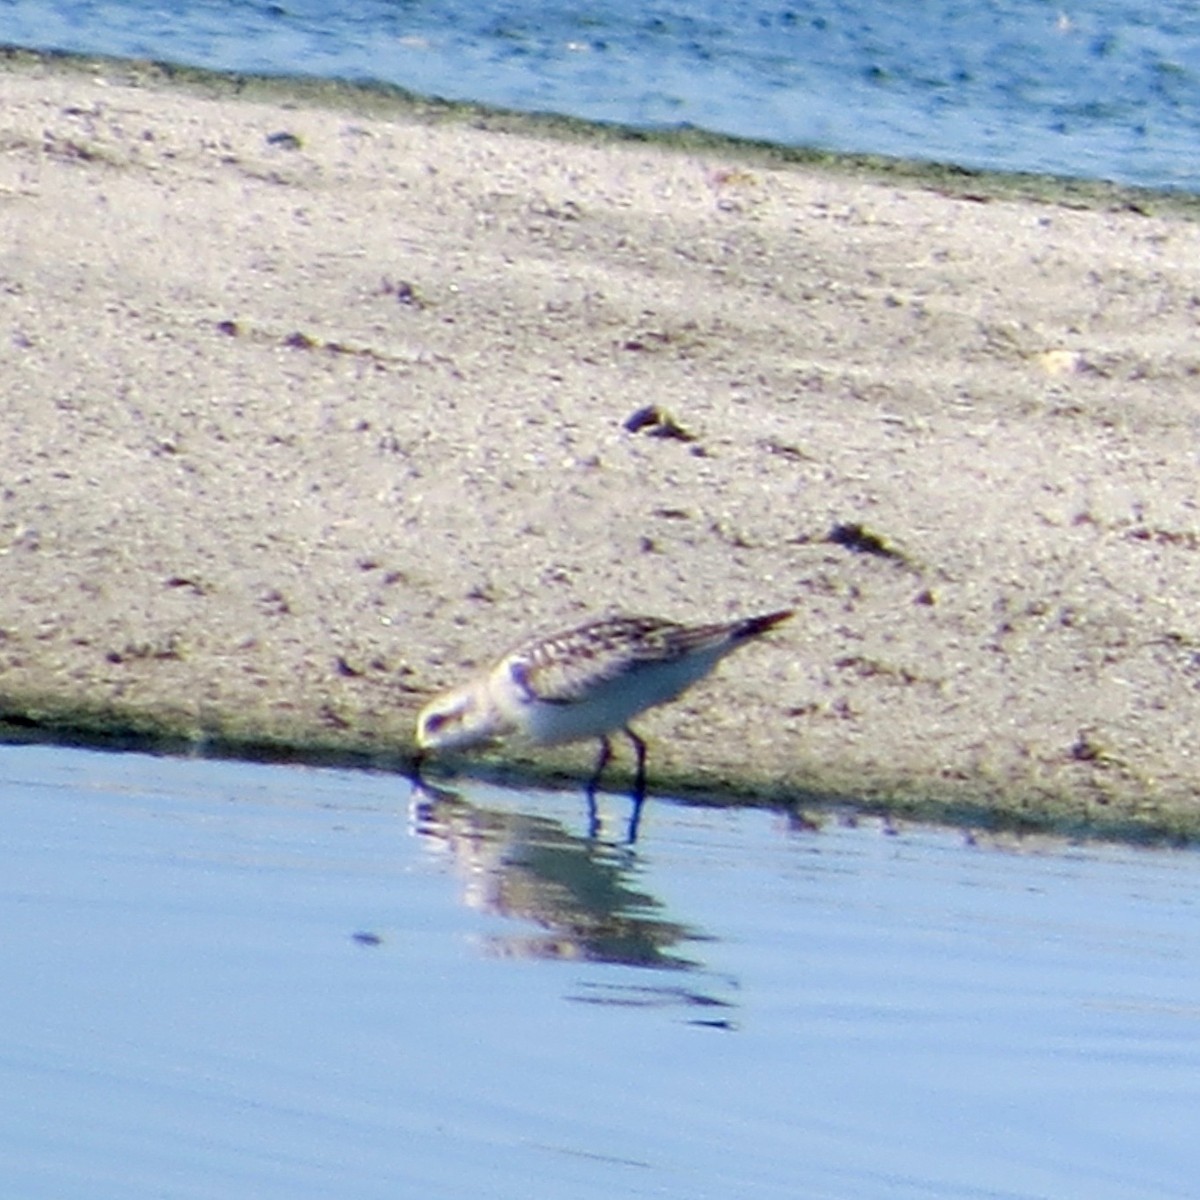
[{"x1": 731, "y1": 609, "x2": 794, "y2": 643}]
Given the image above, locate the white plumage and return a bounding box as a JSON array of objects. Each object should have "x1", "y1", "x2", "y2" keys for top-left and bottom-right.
[{"x1": 414, "y1": 610, "x2": 793, "y2": 804}]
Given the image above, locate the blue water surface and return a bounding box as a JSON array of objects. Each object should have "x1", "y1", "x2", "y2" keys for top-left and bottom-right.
[
  {"x1": 2, "y1": 744, "x2": 1199, "y2": 1199},
  {"x1": 2, "y1": 0, "x2": 1200, "y2": 189}
]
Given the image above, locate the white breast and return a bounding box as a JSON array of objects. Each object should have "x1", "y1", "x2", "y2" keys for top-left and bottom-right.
[{"x1": 497, "y1": 650, "x2": 724, "y2": 746}]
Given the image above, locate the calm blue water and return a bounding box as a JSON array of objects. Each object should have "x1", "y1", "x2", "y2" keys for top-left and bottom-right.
[
  {"x1": 2, "y1": 0, "x2": 1200, "y2": 191},
  {"x1": 3, "y1": 744, "x2": 1200, "y2": 1199}
]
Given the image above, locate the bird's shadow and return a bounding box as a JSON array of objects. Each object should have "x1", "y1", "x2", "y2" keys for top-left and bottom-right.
[
  {"x1": 586, "y1": 781, "x2": 645, "y2": 845},
  {"x1": 410, "y1": 752, "x2": 645, "y2": 844},
  {"x1": 405, "y1": 777, "x2": 719, "y2": 976}
]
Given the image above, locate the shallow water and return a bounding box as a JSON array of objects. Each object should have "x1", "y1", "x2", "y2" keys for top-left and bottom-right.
[
  {"x1": 2, "y1": 743, "x2": 1199, "y2": 1199},
  {"x1": 4, "y1": 0, "x2": 1200, "y2": 189}
]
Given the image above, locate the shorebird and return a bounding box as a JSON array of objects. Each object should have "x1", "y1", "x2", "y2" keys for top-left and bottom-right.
[{"x1": 413, "y1": 610, "x2": 793, "y2": 831}]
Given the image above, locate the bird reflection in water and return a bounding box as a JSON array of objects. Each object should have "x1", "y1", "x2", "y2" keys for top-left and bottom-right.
[{"x1": 409, "y1": 778, "x2": 711, "y2": 975}]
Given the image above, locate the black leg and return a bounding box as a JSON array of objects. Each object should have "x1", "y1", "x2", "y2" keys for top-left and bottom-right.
[
  {"x1": 586, "y1": 736, "x2": 614, "y2": 797},
  {"x1": 585, "y1": 736, "x2": 613, "y2": 838},
  {"x1": 623, "y1": 726, "x2": 647, "y2": 843},
  {"x1": 623, "y1": 727, "x2": 647, "y2": 798}
]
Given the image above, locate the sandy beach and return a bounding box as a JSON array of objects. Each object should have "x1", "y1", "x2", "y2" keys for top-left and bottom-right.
[{"x1": 3, "y1": 50, "x2": 1200, "y2": 839}]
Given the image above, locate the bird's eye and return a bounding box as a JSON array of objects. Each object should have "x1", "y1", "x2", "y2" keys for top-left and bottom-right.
[{"x1": 424, "y1": 712, "x2": 448, "y2": 733}]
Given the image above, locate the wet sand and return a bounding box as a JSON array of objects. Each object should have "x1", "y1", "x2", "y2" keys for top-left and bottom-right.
[{"x1": 4, "y1": 50, "x2": 1200, "y2": 839}]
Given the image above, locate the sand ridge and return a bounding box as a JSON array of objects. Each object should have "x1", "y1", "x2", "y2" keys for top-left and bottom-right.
[{"x1": 3, "y1": 54, "x2": 1200, "y2": 838}]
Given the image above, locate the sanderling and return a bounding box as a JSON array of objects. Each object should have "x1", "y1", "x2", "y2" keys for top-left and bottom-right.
[{"x1": 413, "y1": 609, "x2": 793, "y2": 821}]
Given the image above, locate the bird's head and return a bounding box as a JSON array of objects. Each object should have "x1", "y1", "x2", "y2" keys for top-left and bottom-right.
[{"x1": 415, "y1": 683, "x2": 504, "y2": 752}]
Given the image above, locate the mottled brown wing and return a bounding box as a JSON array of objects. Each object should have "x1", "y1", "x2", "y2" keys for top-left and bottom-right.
[{"x1": 504, "y1": 616, "x2": 692, "y2": 705}]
